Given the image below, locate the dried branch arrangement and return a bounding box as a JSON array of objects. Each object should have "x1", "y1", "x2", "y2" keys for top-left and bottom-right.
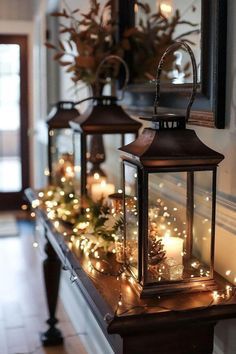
[{"x1": 46, "y1": 1, "x2": 199, "y2": 85}]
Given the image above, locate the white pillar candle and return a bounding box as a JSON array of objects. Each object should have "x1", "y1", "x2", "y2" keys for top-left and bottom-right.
[
  {"x1": 159, "y1": 233, "x2": 184, "y2": 265},
  {"x1": 91, "y1": 181, "x2": 115, "y2": 202}
]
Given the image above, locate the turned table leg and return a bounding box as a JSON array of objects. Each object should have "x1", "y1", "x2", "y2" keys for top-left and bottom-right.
[{"x1": 41, "y1": 233, "x2": 63, "y2": 346}]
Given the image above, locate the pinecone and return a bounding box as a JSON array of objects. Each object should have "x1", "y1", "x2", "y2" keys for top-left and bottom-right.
[{"x1": 148, "y1": 236, "x2": 166, "y2": 265}]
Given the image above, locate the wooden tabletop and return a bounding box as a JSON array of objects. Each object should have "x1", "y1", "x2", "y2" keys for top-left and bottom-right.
[{"x1": 25, "y1": 188, "x2": 236, "y2": 338}]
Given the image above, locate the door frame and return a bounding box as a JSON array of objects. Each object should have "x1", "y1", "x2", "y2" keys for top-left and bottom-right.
[{"x1": 0, "y1": 35, "x2": 30, "y2": 210}]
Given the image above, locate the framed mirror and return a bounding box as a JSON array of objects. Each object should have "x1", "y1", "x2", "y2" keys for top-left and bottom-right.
[{"x1": 118, "y1": 0, "x2": 227, "y2": 128}]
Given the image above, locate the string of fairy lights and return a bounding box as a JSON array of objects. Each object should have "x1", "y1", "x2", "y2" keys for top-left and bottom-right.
[
  {"x1": 53, "y1": 244, "x2": 236, "y2": 322},
  {"x1": 23, "y1": 174, "x2": 236, "y2": 321},
  {"x1": 30, "y1": 178, "x2": 233, "y2": 285},
  {"x1": 56, "y1": 242, "x2": 236, "y2": 322}
]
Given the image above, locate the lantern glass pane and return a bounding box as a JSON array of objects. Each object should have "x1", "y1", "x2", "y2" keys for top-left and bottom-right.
[
  {"x1": 124, "y1": 133, "x2": 136, "y2": 145},
  {"x1": 147, "y1": 171, "x2": 213, "y2": 284},
  {"x1": 50, "y1": 128, "x2": 74, "y2": 185},
  {"x1": 87, "y1": 134, "x2": 135, "y2": 202},
  {"x1": 192, "y1": 170, "x2": 213, "y2": 274},
  {"x1": 124, "y1": 163, "x2": 139, "y2": 278},
  {"x1": 73, "y1": 131, "x2": 81, "y2": 196}
]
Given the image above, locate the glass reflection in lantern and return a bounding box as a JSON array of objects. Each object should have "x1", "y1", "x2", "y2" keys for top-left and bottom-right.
[
  {"x1": 120, "y1": 41, "x2": 224, "y2": 297},
  {"x1": 109, "y1": 192, "x2": 125, "y2": 263},
  {"x1": 70, "y1": 96, "x2": 141, "y2": 203},
  {"x1": 47, "y1": 101, "x2": 79, "y2": 186}
]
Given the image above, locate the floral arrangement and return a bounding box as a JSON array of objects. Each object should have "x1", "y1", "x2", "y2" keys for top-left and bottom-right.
[
  {"x1": 74, "y1": 199, "x2": 123, "y2": 253},
  {"x1": 34, "y1": 184, "x2": 123, "y2": 254},
  {"x1": 45, "y1": 0, "x2": 123, "y2": 90}
]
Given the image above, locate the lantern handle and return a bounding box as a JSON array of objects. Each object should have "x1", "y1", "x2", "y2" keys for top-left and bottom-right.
[
  {"x1": 153, "y1": 41, "x2": 198, "y2": 122},
  {"x1": 56, "y1": 101, "x2": 75, "y2": 109},
  {"x1": 94, "y1": 55, "x2": 129, "y2": 100},
  {"x1": 74, "y1": 95, "x2": 117, "y2": 107}
]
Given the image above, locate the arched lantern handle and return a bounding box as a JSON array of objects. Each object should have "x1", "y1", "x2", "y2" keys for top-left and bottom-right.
[
  {"x1": 94, "y1": 55, "x2": 129, "y2": 100},
  {"x1": 56, "y1": 101, "x2": 75, "y2": 109},
  {"x1": 154, "y1": 41, "x2": 198, "y2": 122}
]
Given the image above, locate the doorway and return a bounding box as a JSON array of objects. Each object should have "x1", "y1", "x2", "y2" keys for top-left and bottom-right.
[{"x1": 0, "y1": 35, "x2": 30, "y2": 210}]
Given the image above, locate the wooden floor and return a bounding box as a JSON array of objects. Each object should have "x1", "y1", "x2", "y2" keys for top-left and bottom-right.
[{"x1": 0, "y1": 219, "x2": 87, "y2": 354}]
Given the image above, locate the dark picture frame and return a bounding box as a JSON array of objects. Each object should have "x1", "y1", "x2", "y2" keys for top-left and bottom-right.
[{"x1": 118, "y1": 0, "x2": 227, "y2": 129}]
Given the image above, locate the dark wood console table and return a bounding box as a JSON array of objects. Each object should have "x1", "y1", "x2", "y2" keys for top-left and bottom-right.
[{"x1": 25, "y1": 188, "x2": 236, "y2": 354}]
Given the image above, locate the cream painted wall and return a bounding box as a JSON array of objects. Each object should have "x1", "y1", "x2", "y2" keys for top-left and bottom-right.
[{"x1": 0, "y1": 0, "x2": 34, "y2": 20}]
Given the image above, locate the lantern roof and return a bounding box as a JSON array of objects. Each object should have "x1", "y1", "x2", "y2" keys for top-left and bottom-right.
[
  {"x1": 120, "y1": 116, "x2": 224, "y2": 168},
  {"x1": 69, "y1": 96, "x2": 142, "y2": 134},
  {"x1": 47, "y1": 101, "x2": 79, "y2": 129}
]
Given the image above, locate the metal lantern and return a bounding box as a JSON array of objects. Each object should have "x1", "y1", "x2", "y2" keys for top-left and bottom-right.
[
  {"x1": 70, "y1": 56, "x2": 142, "y2": 202},
  {"x1": 47, "y1": 101, "x2": 79, "y2": 186},
  {"x1": 120, "y1": 42, "x2": 224, "y2": 297}
]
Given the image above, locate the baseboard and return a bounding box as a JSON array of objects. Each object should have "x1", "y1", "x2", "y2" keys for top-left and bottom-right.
[{"x1": 59, "y1": 270, "x2": 115, "y2": 354}]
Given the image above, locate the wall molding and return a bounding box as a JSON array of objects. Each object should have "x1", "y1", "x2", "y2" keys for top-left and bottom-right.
[
  {"x1": 60, "y1": 271, "x2": 114, "y2": 354},
  {"x1": 148, "y1": 173, "x2": 236, "y2": 236},
  {"x1": 216, "y1": 192, "x2": 236, "y2": 235}
]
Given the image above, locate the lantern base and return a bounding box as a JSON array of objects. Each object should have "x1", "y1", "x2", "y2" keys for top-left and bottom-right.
[{"x1": 133, "y1": 278, "x2": 217, "y2": 298}]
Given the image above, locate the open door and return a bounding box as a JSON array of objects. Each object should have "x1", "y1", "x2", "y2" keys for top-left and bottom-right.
[{"x1": 0, "y1": 35, "x2": 30, "y2": 210}]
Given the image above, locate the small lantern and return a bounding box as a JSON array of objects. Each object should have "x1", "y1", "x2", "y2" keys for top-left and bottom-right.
[
  {"x1": 47, "y1": 101, "x2": 79, "y2": 186},
  {"x1": 70, "y1": 56, "x2": 142, "y2": 202},
  {"x1": 120, "y1": 42, "x2": 224, "y2": 297}
]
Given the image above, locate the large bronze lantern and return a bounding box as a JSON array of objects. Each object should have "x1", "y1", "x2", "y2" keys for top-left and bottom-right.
[
  {"x1": 120, "y1": 42, "x2": 224, "y2": 297},
  {"x1": 47, "y1": 101, "x2": 79, "y2": 186},
  {"x1": 70, "y1": 56, "x2": 142, "y2": 202}
]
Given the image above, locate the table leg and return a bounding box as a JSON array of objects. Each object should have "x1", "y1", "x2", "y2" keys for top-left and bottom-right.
[{"x1": 41, "y1": 234, "x2": 63, "y2": 346}]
